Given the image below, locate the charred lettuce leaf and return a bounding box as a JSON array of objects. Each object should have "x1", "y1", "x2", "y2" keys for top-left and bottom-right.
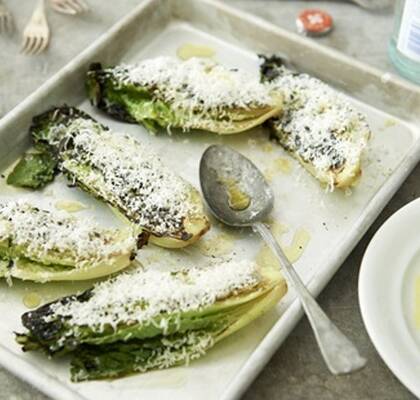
[
  {"x1": 6, "y1": 106, "x2": 94, "y2": 190},
  {"x1": 86, "y1": 57, "x2": 283, "y2": 135},
  {"x1": 259, "y1": 54, "x2": 371, "y2": 189},
  {"x1": 8, "y1": 105, "x2": 209, "y2": 248},
  {"x1": 86, "y1": 62, "x2": 167, "y2": 131},
  {"x1": 16, "y1": 260, "x2": 287, "y2": 381},
  {"x1": 0, "y1": 201, "x2": 137, "y2": 282},
  {"x1": 259, "y1": 54, "x2": 296, "y2": 82}
]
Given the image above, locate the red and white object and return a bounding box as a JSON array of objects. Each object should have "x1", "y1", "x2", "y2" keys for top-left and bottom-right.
[{"x1": 296, "y1": 9, "x2": 333, "y2": 36}]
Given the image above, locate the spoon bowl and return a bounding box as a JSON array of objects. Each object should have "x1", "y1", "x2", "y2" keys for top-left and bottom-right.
[{"x1": 200, "y1": 144, "x2": 273, "y2": 227}]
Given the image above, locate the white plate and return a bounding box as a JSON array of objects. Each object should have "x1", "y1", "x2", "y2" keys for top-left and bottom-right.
[{"x1": 359, "y1": 198, "x2": 420, "y2": 398}]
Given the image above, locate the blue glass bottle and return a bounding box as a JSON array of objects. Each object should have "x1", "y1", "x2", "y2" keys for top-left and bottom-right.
[{"x1": 389, "y1": 0, "x2": 420, "y2": 84}]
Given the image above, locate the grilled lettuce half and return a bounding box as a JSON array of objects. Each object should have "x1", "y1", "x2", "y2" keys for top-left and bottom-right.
[
  {"x1": 8, "y1": 106, "x2": 210, "y2": 248},
  {"x1": 259, "y1": 55, "x2": 370, "y2": 189},
  {"x1": 86, "y1": 57, "x2": 283, "y2": 134},
  {"x1": 16, "y1": 259, "x2": 286, "y2": 381},
  {"x1": 0, "y1": 201, "x2": 137, "y2": 282}
]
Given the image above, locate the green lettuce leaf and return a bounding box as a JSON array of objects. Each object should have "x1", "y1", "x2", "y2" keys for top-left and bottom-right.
[
  {"x1": 16, "y1": 261, "x2": 287, "y2": 381},
  {"x1": 7, "y1": 150, "x2": 58, "y2": 189},
  {"x1": 86, "y1": 61, "x2": 283, "y2": 135}
]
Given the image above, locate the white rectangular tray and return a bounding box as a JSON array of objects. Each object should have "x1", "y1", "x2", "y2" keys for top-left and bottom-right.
[{"x1": 1, "y1": 1, "x2": 420, "y2": 399}]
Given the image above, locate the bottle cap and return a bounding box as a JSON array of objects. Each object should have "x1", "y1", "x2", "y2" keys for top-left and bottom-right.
[{"x1": 296, "y1": 9, "x2": 333, "y2": 36}]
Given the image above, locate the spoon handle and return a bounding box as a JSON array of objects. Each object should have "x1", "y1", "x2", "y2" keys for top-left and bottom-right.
[{"x1": 253, "y1": 222, "x2": 366, "y2": 375}]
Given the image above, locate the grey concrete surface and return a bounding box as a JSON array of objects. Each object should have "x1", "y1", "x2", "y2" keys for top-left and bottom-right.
[{"x1": 0, "y1": 1, "x2": 417, "y2": 399}]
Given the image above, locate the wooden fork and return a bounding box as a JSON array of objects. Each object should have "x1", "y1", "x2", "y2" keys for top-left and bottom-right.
[
  {"x1": 0, "y1": 0, "x2": 14, "y2": 34},
  {"x1": 49, "y1": 0, "x2": 89, "y2": 15},
  {"x1": 21, "y1": 0, "x2": 50, "y2": 55}
]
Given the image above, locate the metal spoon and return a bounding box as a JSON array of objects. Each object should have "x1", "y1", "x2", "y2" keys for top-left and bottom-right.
[{"x1": 199, "y1": 144, "x2": 366, "y2": 375}]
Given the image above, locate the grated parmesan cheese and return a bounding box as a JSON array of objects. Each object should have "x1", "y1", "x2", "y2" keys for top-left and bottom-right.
[
  {"x1": 51, "y1": 118, "x2": 200, "y2": 237},
  {"x1": 48, "y1": 259, "x2": 261, "y2": 330},
  {"x1": 106, "y1": 57, "x2": 274, "y2": 118},
  {"x1": 270, "y1": 67, "x2": 370, "y2": 172},
  {"x1": 0, "y1": 201, "x2": 136, "y2": 268}
]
